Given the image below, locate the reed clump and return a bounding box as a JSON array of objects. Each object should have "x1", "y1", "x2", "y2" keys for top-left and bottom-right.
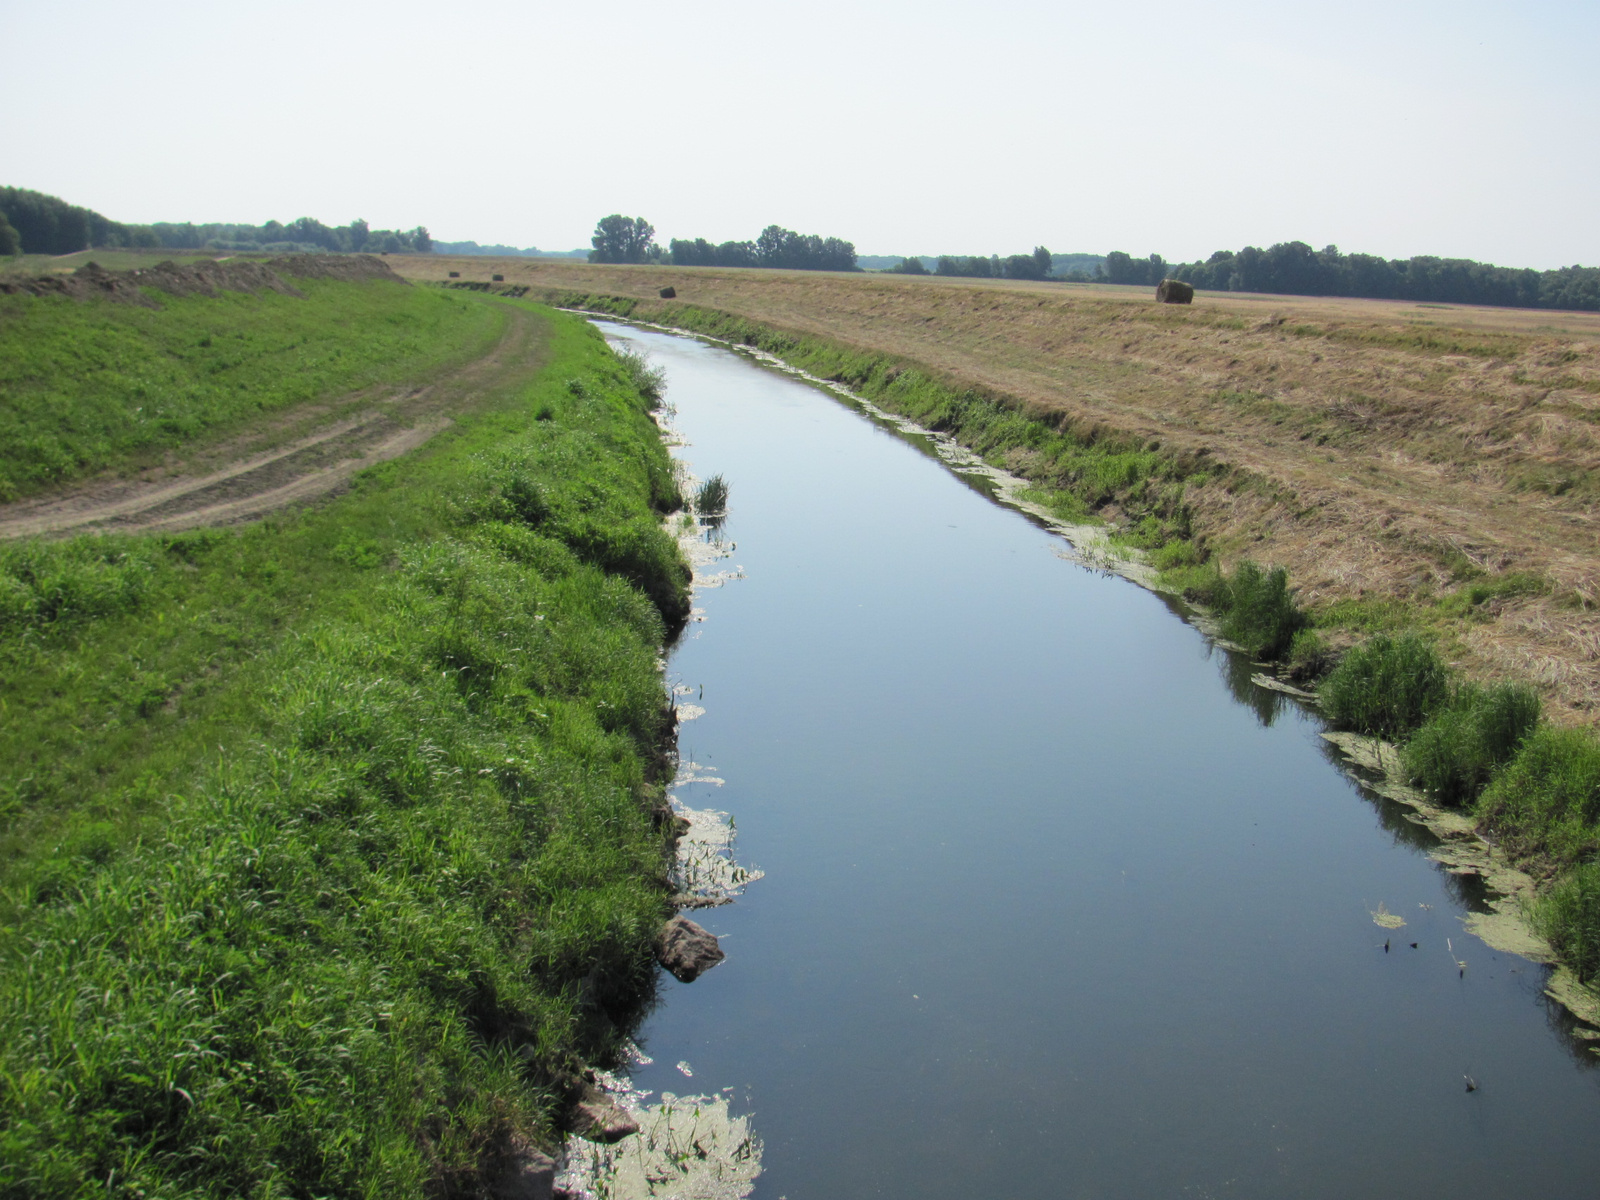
[
  {"x1": 1319, "y1": 633, "x2": 1451, "y2": 739},
  {"x1": 1475, "y1": 726, "x2": 1600, "y2": 863},
  {"x1": 1169, "y1": 558, "x2": 1308, "y2": 660},
  {"x1": 695, "y1": 473, "x2": 729, "y2": 519},
  {"x1": 1401, "y1": 682, "x2": 1541, "y2": 805},
  {"x1": 1535, "y1": 863, "x2": 1600, "y2": 983}
]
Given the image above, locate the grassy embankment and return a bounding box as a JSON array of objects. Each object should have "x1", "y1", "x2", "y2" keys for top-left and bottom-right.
[
  {"x1": 535, "y1": 286, "x2": 1600, "y2": 1004},
  {"x1": 0, "y1": 279, "x2": 689, "y2": 1194},
  {"x1": 0, "y1": 270, "x2": 504, "y2": 501}
]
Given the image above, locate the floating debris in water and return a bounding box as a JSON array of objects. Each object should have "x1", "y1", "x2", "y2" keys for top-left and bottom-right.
[
  {"x1": 1370, "y1": 902, "x2": 1407, "y2": 930},
  {"x1": 676, "y1": 704, "x2": 707, "y2": 722},
  {"x1": 677, "y1": 1061, "x2": 694, "y2": 1077},
  {"x1": 671, "y1": 800, "x2": 763, "y2": 906},
  {"x1": 557, "y1": 1090, "x2": 762, "y2": 1200}
]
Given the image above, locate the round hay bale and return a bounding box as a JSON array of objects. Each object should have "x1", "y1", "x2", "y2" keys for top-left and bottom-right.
[
  {"x1": 1156, "y1": 279, "x2": 1194, "y2": 304},
  {"x1": 492, "y1": 273, "x2": 505, "y2": 282},
  {"x1": 659, "y1": 286, "x2": 677, "y2": 299},
  {"x1": 448, "y1": 270, "x2": 460, "y2": 278}
]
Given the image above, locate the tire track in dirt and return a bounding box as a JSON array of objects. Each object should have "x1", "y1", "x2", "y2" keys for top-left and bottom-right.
[{"x1": 0, "y1": 302, "x2": 544, "y2": 539}]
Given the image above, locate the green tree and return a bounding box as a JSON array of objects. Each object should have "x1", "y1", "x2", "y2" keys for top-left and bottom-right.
[
  {"x1": 0, "y1": 210, "x2": 19, "y2": 257},
  {"x1": 589, "y1": 214, "x2": 656, "y2": 264}
]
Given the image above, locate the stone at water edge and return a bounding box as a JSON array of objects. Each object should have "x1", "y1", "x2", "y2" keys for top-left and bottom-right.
[
  {"x1": 571, "y1": 1081, "x2": 641, "y2": 1143},
  {"x1": 492, "y1": 1148, "x2": 556, "y2": 1200},
  {"x1": 657, "y1": 914, "x2": 726, "y2": 982}
]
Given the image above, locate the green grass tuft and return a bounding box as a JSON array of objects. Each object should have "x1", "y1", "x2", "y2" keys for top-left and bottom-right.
[
  {"x1": 1535, "y1": 863, "x2": 1600, "y2": 983},
  {"x1": 1319, "y1": 633, "x2": 1450, "y2": 738},
  {"x1": 1401, "y1": 682, "x2": 1541, "y2": 804},
  {"x1": 1475, "y1": 726, "x2": 1600, "y2": 864}
]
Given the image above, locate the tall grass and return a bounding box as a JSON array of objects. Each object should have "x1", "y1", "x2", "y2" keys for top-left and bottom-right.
[
  {"x1": 0, "y1": 301, "x2": 688, "y2": 1195},
  {"x1": 615, "y1": 346, "x2": 667, "y2": 404},
  {"x1": 1219, "y1": 561, "x2": 1306, "y2": 659},
  {"x1": 1319, "y1": 633, "x2": 1451, "y2": 739},
  {"x1": 1168, "y1": 558, "x2": 1307, "y2": 660},
  {"x1": 1475, "y1": 726, "x2": 1600, "y2": 863},
  {"x1": 695, "y1": 473, "x2": 729, "y2": 519},
  {"x1": 1535, "y1": 863, "x2": 1600, "y2": 983},
  {"x1": 1401, "y1": 682, "x2": 1541, "y2": 804}
]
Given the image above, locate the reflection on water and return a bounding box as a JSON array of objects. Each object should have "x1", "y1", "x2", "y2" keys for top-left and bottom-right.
[{"x1": 589, "y1": 319, "x2": 1600, "y2": 1200}]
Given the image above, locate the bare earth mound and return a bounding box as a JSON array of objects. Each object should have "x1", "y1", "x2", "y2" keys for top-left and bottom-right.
[
  {"x1": 0, "y1": 253, "x2": 404, "y2": 305},
  {"x1": 400, "y1": 256, "x2": 1600, "y2": 724}
]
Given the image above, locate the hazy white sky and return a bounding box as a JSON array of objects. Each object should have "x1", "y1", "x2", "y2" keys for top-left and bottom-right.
[{"x1": 4, "y1": 0, "x2": 1595, "y2": 267}]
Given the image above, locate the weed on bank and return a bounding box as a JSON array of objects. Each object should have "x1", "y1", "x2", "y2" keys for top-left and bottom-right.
[{"x1": 0, "y1": 300, "x2": 688, "y2": 1195}]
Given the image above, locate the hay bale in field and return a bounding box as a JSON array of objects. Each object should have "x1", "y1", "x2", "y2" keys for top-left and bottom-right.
[
  {"x1": 492, "y1": 273, "x2": 504, "y2": 282},
  {"x1": 1156, "y1": 279, "x2": 1195, "y2": 304},
  {"x1": 659, "y1": 286, "x2": 677, "y2": 299},
  {"x1": 448, "y1": 270, "x2": 460, "y2": 278}
]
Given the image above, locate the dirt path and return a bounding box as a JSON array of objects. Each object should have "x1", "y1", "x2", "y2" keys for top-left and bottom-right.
[{"x1": 0, "y1": 302, "x2": 545, "y2": 539}]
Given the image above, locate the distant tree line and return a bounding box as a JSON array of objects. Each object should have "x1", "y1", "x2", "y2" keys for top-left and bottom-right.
[
  {"x1": 873, "y1": 251, "x2": 1104, "y2": 278},
  {"x1": 913, "y1": 247, "x2": 1053, "y2": 280},
  {"x1": 0, "y1": 187, "x2": 432, "y2": 257},
  {"x1": 150, "y1": 217, "x2": 431, "y2": 255},
  {"x1": 1102, "y1": 240, "x2": 1600, "y2": 313},
  {"x1": 433, "y1": 240, "x2": 586, "y2": 259},
  {"x1": 0, "y1": 187, "x2": 159, "y2": 255},
  {"x1": 589, "y1": 213, "x2": 859, "y2": 271},
  {"x1": 668, "y1": 224, "x2": 858, "y2": 272}
]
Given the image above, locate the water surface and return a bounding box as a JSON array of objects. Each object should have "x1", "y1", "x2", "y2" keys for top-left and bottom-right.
[{"x1": 598, "y1": 320, "x2": 1600, "y2": 1200}]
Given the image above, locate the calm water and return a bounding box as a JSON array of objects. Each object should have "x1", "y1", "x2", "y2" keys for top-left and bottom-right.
[{"x1": 596, "y1": 320, "x2": 1600, "y2": 1200}]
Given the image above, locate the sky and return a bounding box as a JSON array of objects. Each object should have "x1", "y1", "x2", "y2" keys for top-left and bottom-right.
[{"x1": 3, "y1": 0, "x2": 1595, "y2": 268}]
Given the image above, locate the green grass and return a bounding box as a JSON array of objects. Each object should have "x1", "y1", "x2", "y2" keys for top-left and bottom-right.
[
  {"x1": 0, "y1": 298, "x2": 690, "y2": 1195},
  {"x1": 0, "y1": 276, "x2": 501, "y2": 500},
  {"x1": 1535, "y1": 863, "x2": 1600, "y2": 983},
  {"x1": 1160, "y1": 558, "x2": 1307, "y2": 660},
  {"x1": 695, "y1": 474, "x2": 729, "y2": 517},
  {"x1": 1475, "y1": 727, "x2": 1600, "y2": 865},
  {"x1": 1319, "y1": 633, "x2": 1451, "y2": 739},
  {"x1": 1400, "y1": 681, "x2": 1541, "y2": 804}
]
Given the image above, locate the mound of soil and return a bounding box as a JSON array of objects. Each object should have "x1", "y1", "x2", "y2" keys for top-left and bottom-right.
[{"x1": 0, "y1": 253, "x2": 406, "y2": 306}]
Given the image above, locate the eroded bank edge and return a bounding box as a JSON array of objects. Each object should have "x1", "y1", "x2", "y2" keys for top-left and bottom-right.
[{"x1": 556, "y1": 330, "x2": 766, "y2": 1198}]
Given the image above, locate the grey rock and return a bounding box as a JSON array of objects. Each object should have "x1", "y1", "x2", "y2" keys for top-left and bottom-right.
[
  {"x1": 656, "y1": 915, "x2": 726, "y2": 983},
  {"x1": 571, "y1": 1082, "x2": 640, "y2": 1143}
]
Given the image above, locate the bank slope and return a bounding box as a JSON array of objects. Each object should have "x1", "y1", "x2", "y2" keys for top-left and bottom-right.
[{"x1": 0, "y1": 298, "x2": 690, "y2": 1196}]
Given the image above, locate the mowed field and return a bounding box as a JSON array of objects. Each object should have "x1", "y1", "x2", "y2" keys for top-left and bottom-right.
[{"x1": 400, "y1": 256, "x2": 1600, "y2": 725}]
